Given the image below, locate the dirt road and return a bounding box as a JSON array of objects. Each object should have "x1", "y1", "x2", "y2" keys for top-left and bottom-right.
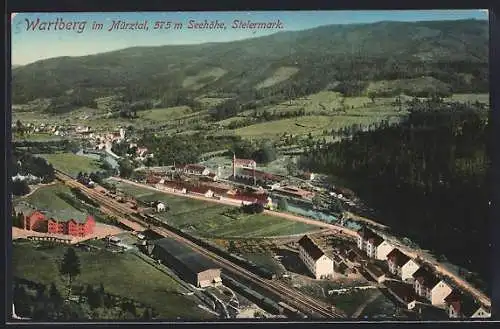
[
  {"x1": 110, "y1": 177, "x2": 358, "y2": 238},
  {"x1": 351, "y1": 290, "x2": 381, "y2": 318}
]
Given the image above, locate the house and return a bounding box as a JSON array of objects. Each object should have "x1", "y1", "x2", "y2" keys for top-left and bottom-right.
[
  {"x1": 23, "y1": 210, "x2": 95, "y2": 237},
  {"x1": 273, "y1": 186, "x2": 316, "y2": 200},
  {"x1": 228, "y1": 192, "x2": 272, "y2": 207},
  {"x1": 233, "y1": 157, "x2": 257, "y2": 169},
  {"x1": 23, "y1": 210, "x2": 46, "y2": 231},
  {"x1": 412, "y1": 267, "x2": 452, "y2": 307},
  {"x1": 385, "y1": 280, "x2": 420, "y2": 310},
  {"x1": 46, "y1": 212, "x2": 95, "y2": 237},
  {"x1": 149, "y1": 237, "x2": 222, "y2": 288},
  {"x1": 179, "y1": 164, "x2": 210, "y2": 176},
  {"x1": 189, "y1": 185, "x2": 214, "y2": 198},
  {"x1": 297, "y1": 235, "x2": 334, "y2": 280},
  {"x1": 136, "y1": 147, "x2": 148, "y2": 157},
  {"x1": 302, "y1": 172, "x2": 316, "y2": 181},
  {"x1": 155, "y1": 202, "x2": 166, "y2": 212},
  {"x1": 357, "y1": 227, "x2": 393, "y2": 260},
  {"x1": 444, "y1": 291, "x2": 491, "y2": 319},
  {"x1": 386, "y1": 248, "x2": 420, "y2": 282},
  {"x1": 146, "y1": 175, "x2": 162, "y2": 185}
]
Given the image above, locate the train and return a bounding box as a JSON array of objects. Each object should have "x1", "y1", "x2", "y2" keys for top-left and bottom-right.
[
  {"x1": 136, "y1": 213, "x2": 278, "y2": 280},
  {"x1": 222, "y1": 275, "x2": 281, "y2": 314}
]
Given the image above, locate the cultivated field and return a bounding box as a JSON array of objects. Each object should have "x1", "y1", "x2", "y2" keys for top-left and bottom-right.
[
  {"x1": 109, "y1": 181, "x2": 319, "y2": 238},
  {"x1": 139, "y1": 106, "x2": 192, "y2": 122},
  {"x1": 182, "y1": 67, "x2": 227, "y2": 90},
  {"x1": 40, "y1": 153, "x2": 103, "y2": 176},
  {"x1": 12, "y1": 241, "x2": 212, "y2": 319},
  {"x1": 255, "y1": 66, "x2": 299, "y2": 90},
  {"x1": 233, "y1": 115, "x2": 401, "y2": 139},
  {"x1": 225, "y1": 91, "x2": 487, "y2": 139}
]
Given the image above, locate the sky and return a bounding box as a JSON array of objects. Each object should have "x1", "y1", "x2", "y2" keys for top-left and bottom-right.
[{"x1": 11, "y1": 10, "x2": 488, "y2": 66}]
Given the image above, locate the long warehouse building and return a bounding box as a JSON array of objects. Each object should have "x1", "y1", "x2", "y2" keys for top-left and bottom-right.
[{"x1": 147, "y1": 237, "x2": 222, "y2": 288}]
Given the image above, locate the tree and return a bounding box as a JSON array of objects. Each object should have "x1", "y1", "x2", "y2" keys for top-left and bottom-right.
[
  {"x1": 118, "y1": 159, "x2": 134, "y2": 178},
  {"x1": 141, "y1": 308, "x2": 152, "y2": 320},
  {"x1": 312, "y1": 194, "x2": 323, "y2": 208},
  {"x1": 12, "y1": 211, "x2": 24, "y2": 228},
  {"x1": 16, "y1": 119, "x2": 24, "y2": 136},
  {"x1": 13, "y1": 285, "x2": 31, "y2": 317},
  {"x1": 12, "y1": 180, "x2": 30, "y2": 196},
  {"x1": 228, "y1": 240, "x2": 237, "y2": 253},
  {"x1": 59, "y1": 247, "x2": 81, "y2": 301},
  {"x1": 48, "y1": 282, "x2": 63, "y2": 306},
  {"x1": 277, "y1": 198, "x2": 288, "y2": 211}
]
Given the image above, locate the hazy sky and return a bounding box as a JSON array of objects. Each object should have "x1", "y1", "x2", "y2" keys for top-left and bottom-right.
[{"x1": 11, "y1": 10, "x2": 488, "y2": 66}]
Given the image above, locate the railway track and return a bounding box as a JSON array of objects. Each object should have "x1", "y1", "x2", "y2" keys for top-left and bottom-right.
[{"x1": 55, "y1": 170, "x2": 344, "y2": 319}]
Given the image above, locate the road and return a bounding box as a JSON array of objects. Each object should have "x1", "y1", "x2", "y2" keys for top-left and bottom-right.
[
  {"x1": 110, "y1": 177, "x2": 491, "y2": 308},
  {"x1": 351, "y1": 290, "x2": 381, "y2": 318},
  {"x1": 384, "y1": 237, "x2": 491, "y2": 308},
  {"x1": 110, "y1": 177, "x2": 358, "y2": 239}
]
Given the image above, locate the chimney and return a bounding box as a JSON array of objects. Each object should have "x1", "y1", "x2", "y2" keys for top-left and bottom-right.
[{"x1": 232, "y1": 153, "x2": 236, "y2": 178}]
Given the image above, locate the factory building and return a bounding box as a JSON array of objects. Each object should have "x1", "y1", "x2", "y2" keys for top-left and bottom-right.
[{"x1": 147, "y1": 237, "x2": 222, "y2": 288}]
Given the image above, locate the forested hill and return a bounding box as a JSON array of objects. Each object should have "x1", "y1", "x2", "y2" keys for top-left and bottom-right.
[
  {"x1": 299, "y1": 99, "x2": 491, "y2": 289},
  {"x1": 12, "y1": 19, "x2": 488, "y2": 113}
]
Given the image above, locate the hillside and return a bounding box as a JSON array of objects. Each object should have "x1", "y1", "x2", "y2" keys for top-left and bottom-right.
[{"x1": 12, "y1": 19, "x2": 488, "y2": 116}]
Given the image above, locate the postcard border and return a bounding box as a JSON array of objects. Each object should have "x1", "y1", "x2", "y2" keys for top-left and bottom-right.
[{"x1": 4, "y1": 1, "x2": 499, "y2": 326}]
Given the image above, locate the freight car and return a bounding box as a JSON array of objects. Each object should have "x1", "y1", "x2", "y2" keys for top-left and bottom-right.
[
  {"x1": 223, "y1": 276, "x2": 280, "y2": 314},
  {"x1": 138, "y1": 213, "x2": 278, "y2": 279}
]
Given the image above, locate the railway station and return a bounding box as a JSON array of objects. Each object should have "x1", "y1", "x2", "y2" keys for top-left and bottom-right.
[{"x1": 147, "y1": 237, "x2": 222, "y2": 288}]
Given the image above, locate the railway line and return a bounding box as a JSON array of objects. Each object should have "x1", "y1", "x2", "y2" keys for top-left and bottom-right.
[{"x1": 55, "y1": 170, "x2": 344, "y2": 319}]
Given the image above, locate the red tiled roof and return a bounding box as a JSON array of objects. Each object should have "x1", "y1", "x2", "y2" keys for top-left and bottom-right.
[
  {"x1": 298, "y1": 235, "x2": 325, "y2": 261},
  {"x1": 229, "y1": 193, "x2": 268, "y2": 204},
  {"x1": 163, "y1": 181, "x2": 186, "y2": 190},
  {"x1": 185, "y1": 164, "x2": 206, "y2": 170},
  {"x1": 146, "y1": 176, "x2": 162, "y2": 184},
  {"x1": 234, "y1": 158, "x2": 256, "y2": 165},
  {"x1": 189, "y1": 185, "x2": 212, "y2": 195}
]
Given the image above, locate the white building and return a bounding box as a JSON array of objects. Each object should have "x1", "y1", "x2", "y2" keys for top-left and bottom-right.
[
  {"x1": 445, "y1": 291, "x2": 491, "y2": 319},
  {"x1": 386, "y1": 248, "x2": 420, "y2": 282},
  {"x1": 413, "y1": 268, "x2": 453, "y2": 307},
  {"x1": 156, "y1": 202, "x2": 166, "y2": 212},
  {"x1": 357, "y1": 227, "x2": 393, "y2": 260},
  {"x1": 298, "y1": 235, "x2": 334, "y2": 280},
  {"x1": 178, "y1": 164, "x2": 210, "y2": 176}
]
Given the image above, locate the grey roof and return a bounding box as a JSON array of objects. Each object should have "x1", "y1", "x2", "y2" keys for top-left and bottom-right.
[
  {"x1": 42, "y1": 209, "x2": 90, "y2": 223},
  {"x1": 152, "y1": 237, "x2": 220, "y2": 274},
  {"x1": 13, "y1": 202, "x2": 37, "y2": 215}
]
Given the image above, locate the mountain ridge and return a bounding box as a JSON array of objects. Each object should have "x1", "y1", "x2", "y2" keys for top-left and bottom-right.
[{"x1": 12, "y1": 19, "x2": 488, "y2": 111}]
